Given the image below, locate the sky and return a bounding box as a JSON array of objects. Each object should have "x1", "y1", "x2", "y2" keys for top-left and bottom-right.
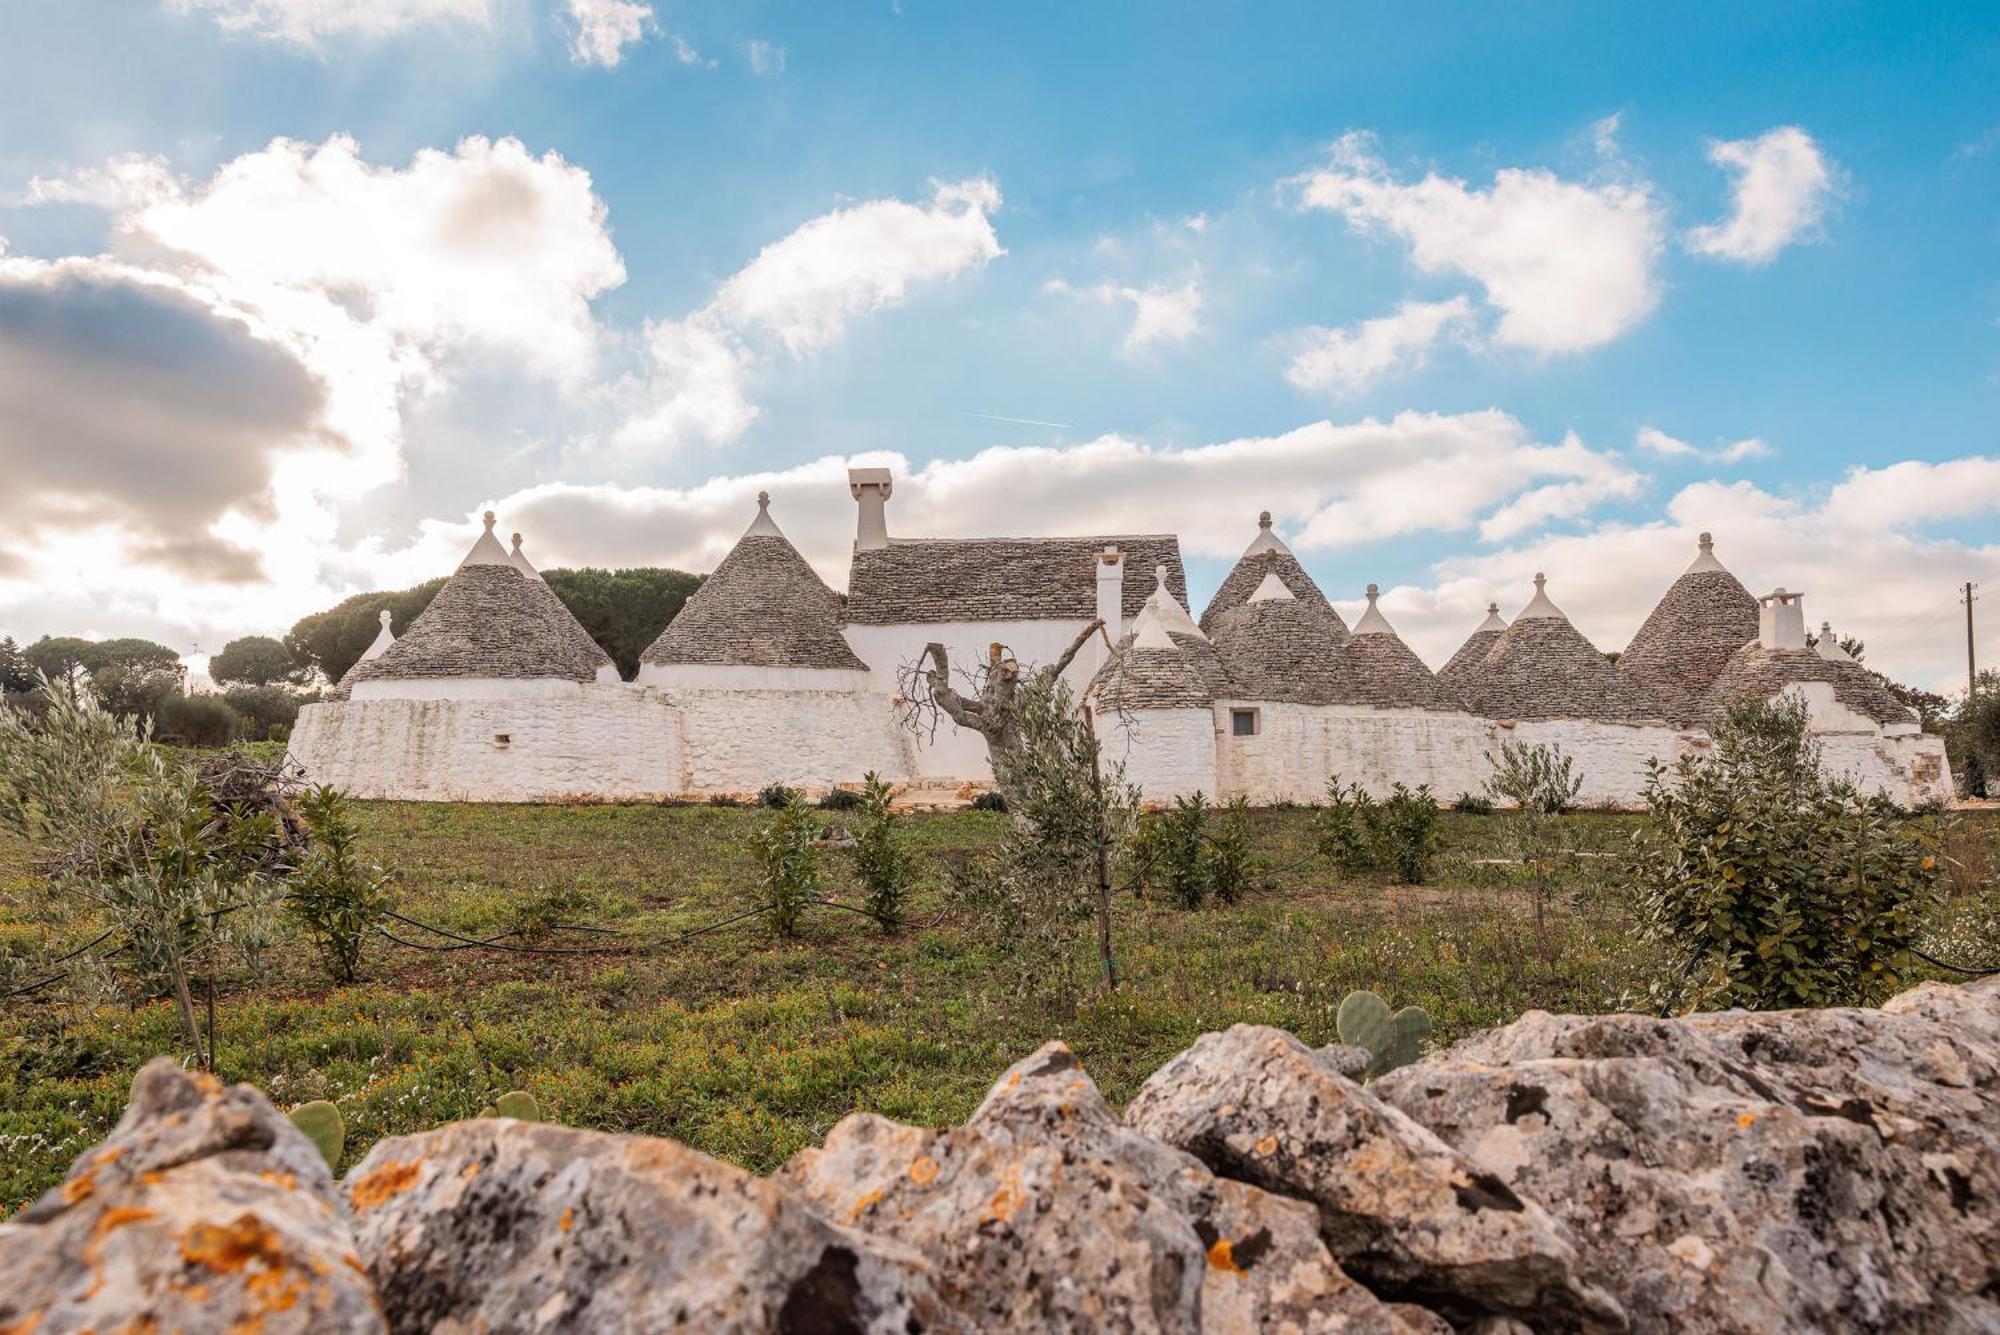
[{"x1": 0, "y1": 1, "x2": 1997, "y2": 692}]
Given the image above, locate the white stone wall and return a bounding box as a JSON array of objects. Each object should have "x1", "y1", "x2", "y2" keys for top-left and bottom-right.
[
  {"x1": 290, "y1": 686, "x2": 685, "y2": 802},
  {"x1": 670, "y1": 688, "x2": 913, "y2": 796},
  {"x1": 1210, "y1": 702, "x2": 1495, "y2": 805},
  {"x1": 1099, "y1": 708, "x2": 1217, "y2": 802},
  {"x1": 1501, "y1": 719, "x2": 1691, "y2": 810}
]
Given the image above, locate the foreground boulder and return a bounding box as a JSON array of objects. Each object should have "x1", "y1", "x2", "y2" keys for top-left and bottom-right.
[
  {"x1": 782, "y1": 1040, "x2": 1440, "y2": 1332},
  {"x1": 1125, "y1": 1025, "x2": 1626, "y2": 1331},
  {"x1": 345, "y1": 1117, "x2": 948, "y2": 1333},
  {"x1": 0, "y1": 1057, "x2": 385, "y2": 1335},
  {"x1": 1374, "y1": 975, "x2": 2000, "y2": 1333}
]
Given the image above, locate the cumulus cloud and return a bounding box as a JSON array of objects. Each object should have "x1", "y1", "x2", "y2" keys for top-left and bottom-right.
[
  {"x1": 1286, "y1": 295, "x2": 1475, "y2": 395},
  {"x1": 1046, "y1": 273, "x2": 1203, "y2": 356},
  {"x1": 1389, "y1": 460, "x2": 2000, "y2": 693},
  {"x1": 407, "y1": 409, "x2": 1639, "y2": 589},
  {"x1": 1636, "y1": 426, "x2": 1772, "y2": 465},
  {"x1": 1685, "y1": 127, "x2": 1836, "y2": 265},
  {"x1": 164, "y1": 0, "x2": 495, "y2": 44},
  {"x1": 1288, "y1": 131, "x2": 1667, "y2": 355},
  {"x1": 712, "y1": 178, "x2": 1002, "y2": 356},
  {"x1": 566, "y1": 0, "x2": 653, "y2": 67},
  {"x1": 746, "y1": 39, "x2": 785, "y2": 75},
  {"x1": 19, "y1": 155, "x2": 181, "y2": 211}
]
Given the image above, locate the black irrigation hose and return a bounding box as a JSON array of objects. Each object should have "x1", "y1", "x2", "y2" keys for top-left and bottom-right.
[
  {"x1": 382, "y1": 910, "x2": 631, "y2": 956},
  {"x1": 1908, "y1": 945, "x2": 2000, "y2": 977}
]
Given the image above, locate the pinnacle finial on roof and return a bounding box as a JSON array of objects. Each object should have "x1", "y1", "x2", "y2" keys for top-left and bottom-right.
[
  {"x1": 1472, "y1": 600, "x2": 1508, "y2": 633},
  {"x1": 1353, "y1": 582, "x2": 1395, "y2": 635},
  {"x1": 359, "y1": 606, "x2": 397, "y2": 662},
  {"x1": 1259, "y1": 510, "x2": 1272, "y2": 530},
  {"x1": 483, "y1": 511, "x2": 496, "y2": 530},
  {"x1": 511, "y1": 532, "x2": 523, "y2": 552},
  {"x1": 1155, "y1": 563, "x2": 1169, "y2": 589},
  {"x1": 1685, "y1": 529, "x2": 1728, "y2": 574},
  {"x1": 744, "y1": 490, "x2": 784, "y2": 538},
  {"x1": 461, "y1": 509, "x2": 514, "y2": 567},
  {"x1": 1489, "y1": 601, "x2": 1499, "y2": 614},
  {"x1": 379, "y1": 609, "x2": 392, "y2": 628},
  {"x1": 1244, "y1": 509, "x2": 1289, "y2": 556},
  {"x1": 1518, "y1": 571, "x2": 1564, "y2": 620}
]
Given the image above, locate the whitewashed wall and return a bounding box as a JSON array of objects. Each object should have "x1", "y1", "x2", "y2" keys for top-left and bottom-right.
[
  {"x1": 1209, "y1": 702, "x2": 1494, "y2": 805},
  {"x1": 291, "y1": 686, "x2": 685, "y2": 801},
  {"x1": 1503, "y1": 719, "x2": 1690, "y2": 810},
  {"x1": 671, "y1": 688, "x2": 912, "y2": 796},
  {"x1": 1100, "y1": 708, "x2": 1217, "y2": 803}
]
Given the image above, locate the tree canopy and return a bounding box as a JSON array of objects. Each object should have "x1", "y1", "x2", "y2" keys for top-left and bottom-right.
[
  {"x1": 285, "y1": 567, "x2": 701, "y2": 683},
  {"x1": 210, "y1": 635, "x2": 311, "y2": 687}
]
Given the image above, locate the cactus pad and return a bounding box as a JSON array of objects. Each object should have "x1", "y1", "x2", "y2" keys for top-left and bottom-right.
[
  {"x1": 493, "y1": 1090, "x2": 541, "y2": 1122},
  {"x1": 288, "y1": 1100, "x2": 345, "y2": 1171},
  {"x1": 1336, "y1": 990, "x2": 1432, "y2": 1079}
]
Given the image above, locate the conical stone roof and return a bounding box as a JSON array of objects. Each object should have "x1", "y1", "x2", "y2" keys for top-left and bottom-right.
[
  {"x1": 641, "y1": 493, "x2": 866, "y2": 671},
  {"x1": 340, "y1": 512, "x2": 614, "y2": 693},
  {"x1": 1206, "y1": 567, "x2": 1355, "y2": 706},
  {"x1": 1439, "y1": 604, "x2": 1507, "y2": 689},
  {"x1": 1200, "y1": 512, "x2": 1348, "y2": 642},
  {"x1": 1698, "y1": 644, "x2": 1914, "y2": 728},
  {"x1": 1089, "y1": 571, "x2": 1229, "y2": 710},
  {"x1": 1343, "y1": 585, "x2": 1466, "y2": 711},
  {"x1": 1617, "y1": 532, "x2": 1760, "y2": 724},
  {"x1": 1461, "y1": 574, "x2": 1663, "y2": 723}
]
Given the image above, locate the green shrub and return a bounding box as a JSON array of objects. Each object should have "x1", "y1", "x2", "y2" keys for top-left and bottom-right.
[
  {"x1": 1486, "y1": 739, "x2": 1584, "y2": 814},
  {"x1": 753, "y1": 802, "x2": 821, "y2": 937},
  {"x1": 1207, "y1": 797, "x2": 1256, "y2": 905},
  {"x1": 849, "y1": 772, "x2": 915, "y2": 932},
  {"x1": 758, "y1": 783, "x2": 801, "y2": 810},
  {"x1": 1313, "y1": 780, "x2": 1381, "y2": 875},
  {"x1": 970, "y1": 790, "x2": 1008, "y2": 813},
  {"x1": 287, "y1": 785, "x2": 394, "y2": 985},
  {"x1": 1451, "y1": 791, "x2": 1495, "y2": 815},
  {"x1": 154, "y1": 693, "x2": 241, "y2": 748},
  {"x1": 1378, "y1": 784, "x2": 1442, "y2": 884},
  {"x1": 817, "y1": 786, "x2": 864, "y2": 811},
  {"x1": 221, "y1": 685, "x2": 305, "y2": 741},
  {"x1": 1627, "y1": 694, "x2": 1946, "y2": 1010},
  {"x1": 1313, "y1": 780, "x2": 1440, "y2": 884}
]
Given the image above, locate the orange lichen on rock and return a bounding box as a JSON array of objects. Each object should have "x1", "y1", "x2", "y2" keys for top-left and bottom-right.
[
  {"x1": 347, "y1": 1159, "x2": 425, "y2": 1211},
  {"x1": 181, "y1": 1214, "x2": 287, "y2": 1276},
  {"x1": 907, "y1": 1156, "x2": 940, "y2": 1186},
  {"x1": 844, "y1": 1189, "x2": 883, "y2": 1224},
  {"x1": 1206, "y1": 1237, "x2": 1241, "y2": 1273},
  {"x1": 983, "y1": 1163, "x2": 1026, "y2": 1225},
  {"x1": 60, "y1": 1173, "x2": 96, "y2": 1205},
  {"x1": 558, "y1": 1207, "x2": 575, "y2": 1233}
]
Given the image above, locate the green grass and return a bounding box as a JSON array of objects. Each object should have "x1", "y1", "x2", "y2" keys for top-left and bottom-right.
[{"x1": 2, "y1": 801, "x2": 1992, "y2": 1214}]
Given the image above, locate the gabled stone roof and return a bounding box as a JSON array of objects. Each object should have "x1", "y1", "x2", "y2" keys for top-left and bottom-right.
[
  {"x1": 339, "y1": 514, "x2": 613, "y2": 693},
  {"x1": 1439, "y1": 604, "x2": 1506, "y2": 689},
  {"x1": 1343, "y1": 585, "x2": 1466, "y2": 711},
  {"x1": 1617, "y1": 532, "x2": 1760, "y2": 725},
  {"x1": 1199, "y1": 513, "x2": 1347, "y2": 638},
  {"x1": 1460, "y1": 574, "x2": 1664, "y2": 723},
  {"x1": 1698, "y1": 644, "x2": 1915, "y2": 728},
  {"x1": 844, "y1": 535, "x2": 1185, "y2": 625},
  {"x1": 643, "y1": 493, "x2": 866, "y2": 671}
]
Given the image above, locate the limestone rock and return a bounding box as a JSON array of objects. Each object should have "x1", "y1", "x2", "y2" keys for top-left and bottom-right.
[
  {"x1": 344, "y1": 1117, "x2": 946, "y2": 1333},
  {"x1": 783, "y1": 1040, "x2": 1434, "y2": 1332},
  {"x1": 1318, "y1": 1042, "x2": 1374, "y2": 1081},
  {"x1": 0, "y1": 1057, "x2": 384, "y2": 1335},
  {"x1": 1125, "y1": 1024, "x2": 1626, "y2": 1331},
  {"x1": 1374, "y1": 978, "x2": 2000, "y2": 1332}
]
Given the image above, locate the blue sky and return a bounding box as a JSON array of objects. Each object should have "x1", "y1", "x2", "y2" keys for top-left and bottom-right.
[{"x1": 0, "y1": 1, "x2": 1996, "y2": 688}]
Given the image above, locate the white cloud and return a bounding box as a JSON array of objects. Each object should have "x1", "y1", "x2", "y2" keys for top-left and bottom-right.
[
  {"x1": 1048, "y1": 274, "x2": 1203, "y2": 356},
  {"x1": 667, "y1": 33, "x2": 714, "y2": 68},
  {"x1": 20, "y1": 155, "x2": 181, "y2": 211},
  {"x1": 1289, "y1": 131, "x2": 1667, "y2": 355},
  {"x1": 566, "y1": 0, "x2": 654, "y2": 67},
  {"x1": 1286, "y1": 295, "x2": 1475, "y2": 395},
  {"x1": 1394, "y1": 461, "x2": 2000, "y2": 694},
  {"x1": 1685, "y1": 126, "x2": 1836, "y2": 265},
  {"x1": 712, "y1": 178, "x2": 1002, "y2": 356},
  {"x1": 746, "y1": 39, "x2": 786, "y2": 76},
  {"x1": 1636, "y1": 426, "x2": 1772, "y2": 465},
  {"x1": 165, "y1": 0, "x2": 495, "y2": 44}
]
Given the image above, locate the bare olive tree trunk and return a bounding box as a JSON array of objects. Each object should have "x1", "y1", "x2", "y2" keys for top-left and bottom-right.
[{"x1": 916, "y1": 619, "x2": 1103, "y2": 809}]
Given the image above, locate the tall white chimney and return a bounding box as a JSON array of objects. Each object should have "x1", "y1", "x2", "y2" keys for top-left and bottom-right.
[
  {"x1": 1758, "y1": 588, "x2": 1807, "y2": 650},
  {"x1": 848, "y1": 467, "x2": 893, "y2": 551},
  {"x1": 1094, "y1": 546, "x2": 1125, "y2": 674}
]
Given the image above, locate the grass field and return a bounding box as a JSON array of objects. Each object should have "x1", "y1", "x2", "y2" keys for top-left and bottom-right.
[{"x1": 3, "y1": 799, "x2": 1995, "y2": 1215}]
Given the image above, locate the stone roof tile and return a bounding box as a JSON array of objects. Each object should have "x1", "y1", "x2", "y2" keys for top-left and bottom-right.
[{"x1": 844, "y1": 535, "x2": 1185, "y2": 625}]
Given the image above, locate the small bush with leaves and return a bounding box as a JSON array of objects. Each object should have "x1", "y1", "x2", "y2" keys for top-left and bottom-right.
[
  {"x1": 1451, "y1": 791, "x2": 1495, "y2": 815},
  {"x1": 1132, "y1": 792, "x2": 1261, "y2": 909},
  {"x1": 1627, "y1": 693, "x2": 1946, "y2": 1010},
  {"x1": 1207, "y1": 796, "x2": 1256, "y2": 904},
  {"x1": 154, "y1": 693, "x2": 242, "y2": 748},
  {"x1": 288, "y1": 785, "x2": 393, "y2": 985},
  {"x1": 1378, "y1": 784, "x2": 1442, "y2": 885},
  {"x1": 1313, "y1": 780, "x2": 1381, "y2": 875},
  {"x1": 817, "y1": 786, "x2": 864, "y2": 811},
  {"x1": 1485, "y1": 739, "x2": 1584, "y2": 815},
  {"x1": 849, "y1": 771, "x2": 916, "y2": 932},
  {"x1": 753, "y1": 801, "x2": 821, "y2": 937},
  {"x1": 1314, "y1": 779, "x2": 1440, "y2": 884},
  {"x1": 970, "y1": 790, "x2": 1009, "y2": 813},
  {"x1": 757, "y1": 783, "x2": 801, "y2": 810}
]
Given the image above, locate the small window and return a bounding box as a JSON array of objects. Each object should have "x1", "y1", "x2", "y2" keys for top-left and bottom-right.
[
  {"x1": 1230, "y1": 709, "x2": 1258, "y2": 738},
  {"x1": 493, "y1": 733, "x2": 511, "y2": 747}
]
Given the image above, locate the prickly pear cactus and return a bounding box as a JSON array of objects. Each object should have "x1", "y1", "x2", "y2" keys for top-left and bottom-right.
[
  {"x1": 493, "y1": 1089, "x2": 541, "y2": 1122},
  {"x1": 288, "y1": 1099, "x2": 345, "y2": 1170},
  {"x1": 1336, "y1": 990, "x2": 1432, "y2": 1079}
]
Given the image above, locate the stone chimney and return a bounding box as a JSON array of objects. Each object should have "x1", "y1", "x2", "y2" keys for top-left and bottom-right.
[
  {"x1": 1095, "y1": 546, "x2": 1125, "y2": 646},
  {"x1": 1758, "y1": 587, "x2": 1807, "y2": 650},
  {"x1": 848, "y1": 468, "x2": 893, "y2": 551}
]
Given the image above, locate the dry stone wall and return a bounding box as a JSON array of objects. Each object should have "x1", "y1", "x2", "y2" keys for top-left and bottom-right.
[{"x1": 6, "y1": 978, "x2": 1994, "y2": 1333}]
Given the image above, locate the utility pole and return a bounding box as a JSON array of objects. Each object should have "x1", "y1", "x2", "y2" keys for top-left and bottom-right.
[{"x1": 1966, "y1": 582, "x2": 1980, "y2": 703}]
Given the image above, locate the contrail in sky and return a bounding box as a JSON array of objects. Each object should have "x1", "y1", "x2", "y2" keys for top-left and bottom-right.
[{"x1": 960, "y1": 411, "x2": 1073, "y2": 430}]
